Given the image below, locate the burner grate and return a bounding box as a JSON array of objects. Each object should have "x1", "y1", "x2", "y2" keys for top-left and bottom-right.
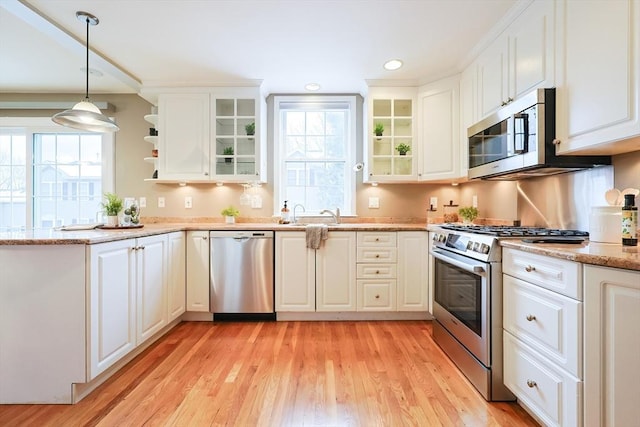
[{"x1": 440, "y1": 225, "x2": 589, "y2": 237}]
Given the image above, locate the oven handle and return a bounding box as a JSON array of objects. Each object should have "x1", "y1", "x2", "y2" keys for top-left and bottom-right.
[{"x1": 431, "y1": 249, "x2": 486, "y2": 274}]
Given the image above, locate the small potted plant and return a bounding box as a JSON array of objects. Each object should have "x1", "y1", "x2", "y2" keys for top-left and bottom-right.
[
  {"x1": 458, "y1": 206, "x2": 479, "y2": 224},
  {"x1": 223, "y1": 146, "x2": 234, "y2": 163},
  {"x1": 101, "y1": 192, "x2": 123, "y2": 226},
  {"x1": 374, "y1": 123, "x2": 384, "y2": 140},
  {"x1": 245, "y1": 122, "x2": 255, "y2": 136},
  {"x1": 221, "y1": 206, "x2": 240, "y2": 224},
  {"x1": 395, "y1": 143, "x2": 411, "y2": 155}
]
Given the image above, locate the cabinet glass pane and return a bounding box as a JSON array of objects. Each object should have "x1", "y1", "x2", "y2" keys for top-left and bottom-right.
[
  {"x1": 373, "y1": 138, "x2": 392, "y2": 155},
  {"x1": 372, "y1": 158, "x2": 392, "y2": 175},
  {"x1": 237, "y1": 138, "x2": 256, "y2": 156},
  {"x1": 216, "y1": 158, "x2": 235, "y2": 175},
  {"x1": 394, "y1": 156, "x2": 412, "y2": 175},
  {"x1": 237, "y1": 99, "x2": 255, "y2": 116},
  {"x1": 393, "y1": 138, "x2": 412, "y2": 155},
  {"x1": 216, "y1": 138, "x2": 234, "y2": 155},
  {"x1": 216, "y1": 119, "x2": 234, "y2": 136},
  {"x1": 394, "y1": 118, "x2": 412, "y2": 137},
  {"x1": 238, "y1": 118, "x2": 255, "y2": 136},
  {"x1": 373, "y1": 99, "x2": 392, "y2": 116},
  {"x1": 216, "y1": 99, "x2": 235, "y2": 116},
  {"x1": 237, "y1": 159, "x2": 256, "y2": 176},
  {"x1": 372, "y1": 118, "x2": 391, "y2": 137},
  {"x1": 394, "y1": 99, "x2": 412, "y2": 117}
]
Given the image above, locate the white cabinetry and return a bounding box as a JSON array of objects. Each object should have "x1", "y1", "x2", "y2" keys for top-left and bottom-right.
[
  {"x1": 136, "y1": 234, "x2": 169, "y2": 345},
  {"x1": 417, "y1": 77, "x2": 463, "y2": 182},
  {"x1": 477, "y1": 0, "x2": 555, "y2": 118},
  {"x1": 167, "y1": 231, "x2": 186, "y2": 322},
  {"x1": 316, "y1": 232, "x2": 357, "y2": 311},
  {"x1": 87, "y1": 239, "x2": 137, "y2": 379},
  {"x1": 186, "y1": 231, "x2": 210, "y2": 312},
  {"x1": 275, "y1": 231, "x2": 356, "y2": 312},
  {"x1": 397, "y1": 231, "x2": 429, "y2": 311},
  {"x1": 584, "y1": 265, "x2": 640, "y2": 427},
  {"x1": 555, "y1": 0, "x2": 640, "y2": 155},
  {"x1": 155, "y1": 88, "x2": 266, "y2": 183},
  {"x1": 143, "y1": 114, "x2": 158, "y2": 180},
  {"x1": 502, "y1": 247, "x2": 583, "y2": 427},
  {"x1": 356, "y1": 232, "x2": 398, "y2": 311}
]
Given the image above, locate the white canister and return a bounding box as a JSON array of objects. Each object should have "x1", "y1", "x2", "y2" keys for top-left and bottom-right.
[{"x1": 589, "y1": 206, "x2": 622, "y2": 243}]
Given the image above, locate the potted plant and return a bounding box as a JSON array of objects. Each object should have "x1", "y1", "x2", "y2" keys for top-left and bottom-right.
[
  {"x1": 458, "y1": 206, "x2": 479, "y2": 224},
  {"x1": 221, "y1": 206, "x2": 240, "y2": 224},
  {"x1": 395, "y1": 143, "x2": 411, "y2": 155},
  {"x1": 245, "y1": 122, "x2": 255, "y2": 136},
  {"x1": 101, "y1": 192, "x2": 123, "y2": 226},
  {"x1": 223, "y1": 146, "x2": 234, "y2": 163},
  {"x1": 374, "y1": 123, "x2": 384, "y2": 140}
]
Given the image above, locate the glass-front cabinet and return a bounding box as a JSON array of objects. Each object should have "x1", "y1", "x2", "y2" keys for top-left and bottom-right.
[{"x1": 366, "y1": 88, "x2": 417, "y2": 182}]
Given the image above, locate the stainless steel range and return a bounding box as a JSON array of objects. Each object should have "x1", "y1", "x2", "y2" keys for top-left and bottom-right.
[{"x1": 429, "y1": 225, "x2": 588, "y2": 401}]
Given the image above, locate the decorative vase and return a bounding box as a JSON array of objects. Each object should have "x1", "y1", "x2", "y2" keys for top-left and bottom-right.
[
  {"x1": 106, "y1": 215, "x2": 119, "y2": 226},
  {"x1": 225, "y1": 216, "x2": 235, "y2": 224}
]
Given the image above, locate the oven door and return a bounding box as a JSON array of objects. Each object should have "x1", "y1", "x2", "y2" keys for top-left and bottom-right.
[{"x1": 431, "y1": 248, "x2": 490, "y2": 366}]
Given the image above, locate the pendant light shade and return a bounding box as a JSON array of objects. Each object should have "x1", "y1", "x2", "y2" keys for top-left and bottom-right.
[{"x1": 52, "y1": 11, "x2": 119, "y2": 133}]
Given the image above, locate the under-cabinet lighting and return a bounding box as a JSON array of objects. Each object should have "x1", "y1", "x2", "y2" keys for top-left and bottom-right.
[
  {"x1": 383, "y1": 59, "x2": 403, "y2": 71},
  {"x1": 451, "y1": 182, "x2": 459, "y2": 186},
  {"x1": 216, "y1": 182, "x2": 224, "y2": 187},
  {"x1": 371, "y1": 182, "x2": 379, "y2": 187},
  {"x1": 178, "y1": 182, "x2": 187, "y2": 187},
  {"x1": 304, "y1": 83, "x2": 321, "y2": 91}
]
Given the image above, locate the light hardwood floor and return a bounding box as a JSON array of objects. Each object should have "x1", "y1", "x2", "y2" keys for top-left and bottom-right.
[{"x1": 0, "y1": 321, "x2": 538, "y2": 426}]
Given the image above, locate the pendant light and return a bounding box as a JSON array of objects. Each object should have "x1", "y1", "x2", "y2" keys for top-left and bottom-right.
[{"x1": 52, "y1": 11, "x2": 119, "y2": 133}]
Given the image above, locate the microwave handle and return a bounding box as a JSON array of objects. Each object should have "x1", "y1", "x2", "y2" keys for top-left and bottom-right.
[{"x1": 513, "y1": 113, "x2": 528, "y2": 154}]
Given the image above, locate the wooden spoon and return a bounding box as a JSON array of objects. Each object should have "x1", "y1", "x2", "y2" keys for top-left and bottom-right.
[{"x1": 605, "y1": 188, "x2": 621, "y2": 206}]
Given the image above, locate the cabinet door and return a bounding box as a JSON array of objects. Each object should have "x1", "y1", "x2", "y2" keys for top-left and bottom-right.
[
  {"x1": 158, "y1": 93, "x2": 211, "y2": 181},
  {"x1": 397, "y1": 232, "x2": 429, "y2": 311},
  {"x1": 167, "y1": 231, "x2": 186, "y2": 321},
  {"x1": 357, "y1": 279, "x2": 396, "y2": 311},
  {"x1": 477, "y1": 35, "x2": 509, "y2": 118},
  {"x1": 584, "y1": 265, "x2": 640, "y2": 426},
  {"x1": 186, "y1": 231, "x2": 210, "y2": 312},
  {"x1": 418, "y1": 77, "x2": 462, "y2": 181},
  {"x1": 88, "y1": 239, "x2": 137, "y2": 379},
  {"x1": 136, "y1": 234, "x2": 168, "y2": 344},
  {"x1": 275, "y1": 232, "x2": 316, "y2": 311},
  {"x1": 316, "y1": 232, "x2": 357, "y2": 311},
  {"x1": 459, "y1": 65, "x2": 476, "y2": 175}
]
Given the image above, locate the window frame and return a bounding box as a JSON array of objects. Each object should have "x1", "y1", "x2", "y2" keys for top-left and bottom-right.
[
  {"x1": 0, "y1": 117, "x2": 114, "y2": 230},
  {"x1": 273, "y1": 95, "x2": 357, "y2": 217}
]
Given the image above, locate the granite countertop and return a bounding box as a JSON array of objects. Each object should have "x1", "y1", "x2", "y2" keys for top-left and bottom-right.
[
  {"x1": 0, "y1": 222, "x2": 428, "y2": 245},
  {"x1": 500, "y1": 239, "x2": 640, "y2": 272}
]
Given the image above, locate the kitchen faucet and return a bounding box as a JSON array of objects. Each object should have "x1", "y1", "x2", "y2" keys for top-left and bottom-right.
[
  {"x1": 293, "y1": 204, "x2": 305, "y2": 224},
  {"x1": 319, "y1": 208, "x2": 341, "y2": 224}
]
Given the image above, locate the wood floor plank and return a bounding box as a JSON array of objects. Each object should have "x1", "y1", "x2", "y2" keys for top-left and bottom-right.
[{"x1": 0, "y1": 320, "x2": 539, "y2": 426}]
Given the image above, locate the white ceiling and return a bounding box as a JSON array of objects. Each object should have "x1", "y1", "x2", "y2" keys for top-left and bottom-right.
[{"x1": 0, "y1": 0, "x2": 519, "y2": 100}]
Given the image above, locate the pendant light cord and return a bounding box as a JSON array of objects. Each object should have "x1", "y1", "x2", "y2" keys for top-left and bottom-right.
[{"x1": 84, "y1": 15, "x2": 90, "y2": 101}]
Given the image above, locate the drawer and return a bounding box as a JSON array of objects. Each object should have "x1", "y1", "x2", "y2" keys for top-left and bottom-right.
[
  {"x1": 357, "y1": 232, "x2": 397, "y2": 247},
  {"x1": 503, "y1": 247, "x2": 582, "y2": 300},
  {"x1": 503, "y1": 332, "x2": 582, "y2": 427},
  {"x1": 503, "y1": 275, "x2": 582, "y2": 377},
  {"x1": 357, "y1": 280, "x2": 396, "y2": 311},
  {"x1": 357, "y1": 247, "x2": 397, "y2": 263},
  {"x1": 356, "y1": 263, "x2": 397, "y2": 279}
]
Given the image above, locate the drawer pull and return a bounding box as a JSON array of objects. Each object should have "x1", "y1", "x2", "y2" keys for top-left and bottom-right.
[
  {"x1": 526, "y1": 380, "x2": 537, "y2": 388},
  {"x1": 525, "y1": 265, "x2": 536, "y2": 272},
  {"x1": 375, "y1": 254, "x2": 380, "y2": 258},
  {"x1": 375, "y1": 270, "x2": 380, "y2": 274},
  {"x1": 375, "y1": 294, "x2": 380, "y2": 299},
  {"x1": 526, "y1": 314, "x2": 536, "y2": 321},
  {"x1": 375, "y1": 238, "x2": 380, "y2": 242}
]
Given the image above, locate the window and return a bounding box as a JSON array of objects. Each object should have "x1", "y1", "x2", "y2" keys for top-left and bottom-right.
[
  {"x1": 0, "y1": 118, "x2": 114, "y2": 231},
  {"x1": 274, "y1": 96, "x2": 357, "y2": 216}
]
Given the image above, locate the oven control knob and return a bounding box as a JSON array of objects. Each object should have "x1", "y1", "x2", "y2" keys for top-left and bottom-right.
[
  {"x1": 432, "y1": 234, "x2": 438, "y2": 242},
  {"x1": 480, "y1": 244, "x2": 490, "y2": 254},
  {"x1": 439, "y1": 234, "x2": 446, "y2": 242}
]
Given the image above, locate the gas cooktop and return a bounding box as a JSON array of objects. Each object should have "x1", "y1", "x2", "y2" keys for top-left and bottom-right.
[{"x1": 440, "y1": 225, "x2": 589, "y2": 238}]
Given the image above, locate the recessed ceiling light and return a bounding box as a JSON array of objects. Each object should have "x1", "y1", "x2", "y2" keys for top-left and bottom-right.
[
  {"x1": 383, "y1": 59, "x2": 403, "y2": 71},
  {"x1": 305, "y1": 83, "x2": 321, "y2": 91}
]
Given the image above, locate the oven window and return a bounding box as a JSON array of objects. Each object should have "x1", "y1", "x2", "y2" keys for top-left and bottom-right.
[{"x1": 434, "y1": 258, "x2": 482, "y2": 336}]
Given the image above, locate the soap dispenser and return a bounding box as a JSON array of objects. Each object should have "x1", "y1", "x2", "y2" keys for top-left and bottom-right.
[{"x1": 281, "y1": 200, "x2": 290, "y2": 224}]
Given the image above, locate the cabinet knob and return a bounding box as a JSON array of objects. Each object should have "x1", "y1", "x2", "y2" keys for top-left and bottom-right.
[
  {"x1": 552, "y1": 138, "x2": 562, "y2": 145},
  {"x1": 375, "y1": 270, "x2": 380, "y2": 274},
  {"x1": 501, "y1": 101, "x2": 507, "y2": 106},
  {"x1": 138, "y1": 245, "x2": 145, "y2": 250},
  {"x1": 375, "y1": 254, "x2": 380, "y2": 258},
  {"x1": 375, "y1": 295, "x2": 380, "y2": 299},
  {"x1": 526, "y1": 380, "x2": 537, "y2": 388},
  {"x1": 525, "y1": 265, "x2": 535, "y2": 272},
  {"x1": 375, "y1": 238, "x2": 380, "y2": 242},
  {"x1": 204, "y1": 172, "x2": 209, "y2": 176},
  {"x1": 202, "y1": 236, "x2": 208, "y2": 240},
  {"x1": 507, "y1": 97, "x2": 514, "y2": 103},
  {"x1": 526, "y1": 314, "x2": 536, "y2": 322}
]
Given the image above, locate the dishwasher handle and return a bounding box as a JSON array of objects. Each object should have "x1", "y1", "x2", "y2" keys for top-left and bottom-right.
[{"x1": 209, "y1": 230, "x2": 274, "y2": 239}]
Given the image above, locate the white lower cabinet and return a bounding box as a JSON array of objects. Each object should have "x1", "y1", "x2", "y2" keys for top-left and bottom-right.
[
  {"x1": 88, "y1": 233, "x2": 180, "y2": 380},
  {"x1": 167, "y1": 231, "x2": 186, "y2": 321},
  {"x1": 186, "y1": 231, "x2": 211, "y2": 312},
  {"x1": 502, "y1": 247, "x2": 582, "y2": 427},
  {"x1": 397, "y1": 231, "x2": 429, "y2": 311},
  {"x1": 584, "y1": 265, "x2": 640, "y2": 427},
  {"x1": 316, "y1": 232, "x2": 357, "y2": 311}
]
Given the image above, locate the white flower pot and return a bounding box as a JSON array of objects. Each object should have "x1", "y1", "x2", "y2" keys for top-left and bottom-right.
[
  {"x1": 106, "y1": 215, "x2": 119, "y2": 226},
  {"x1": 225, "y1": 216, "x2": 235, "y2": 224}
]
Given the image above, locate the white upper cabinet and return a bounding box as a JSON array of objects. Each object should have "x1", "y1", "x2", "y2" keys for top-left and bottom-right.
[
  {"x1": 154, "y1": 87, "x2": 266, "y2": 183},
  {"x1": 554, "y1": 0, "x2": 640, "y2": 155},
  {"x1": 365, "y1": 87, "x2": 418, "y2": 182},
  {"x1": 477, "y1": 0, "x2": 555, "y2": 119},
  {"x1": 417, "y1": 76, "x2": 463, "y2": 182}
]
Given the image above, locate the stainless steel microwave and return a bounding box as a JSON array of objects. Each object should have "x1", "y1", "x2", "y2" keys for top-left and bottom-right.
[{"x1": 467, "y1": 88, "x2": 611, "y2": 180}]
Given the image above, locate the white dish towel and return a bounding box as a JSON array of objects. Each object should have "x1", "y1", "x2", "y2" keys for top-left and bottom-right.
[{"x1": 306, "y1": 224, "x2": 328, "y2": 249}]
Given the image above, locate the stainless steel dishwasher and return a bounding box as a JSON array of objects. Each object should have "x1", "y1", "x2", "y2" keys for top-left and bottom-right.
[{"x1": 209, "y1": 231, "x2": 274, "y2": 320}]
